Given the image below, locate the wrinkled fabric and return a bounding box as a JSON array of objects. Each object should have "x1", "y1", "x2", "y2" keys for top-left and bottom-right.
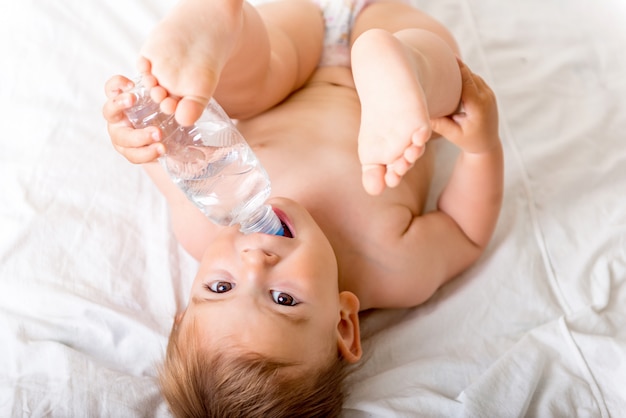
[{"x1": 0, "y1": 0, "x2": 625, "y2": 416}]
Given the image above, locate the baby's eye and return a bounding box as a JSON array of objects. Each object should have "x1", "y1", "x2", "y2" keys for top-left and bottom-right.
[
  {"x1": 270, "y1": 290, "x2": 299, "y2": 306},
  {"x1": 206, "y1": 281, "x2": 234, "y2": 293}
]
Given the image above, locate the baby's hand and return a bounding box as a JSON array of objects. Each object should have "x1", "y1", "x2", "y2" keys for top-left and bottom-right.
[
  {"x1": 102, "y1": 75, "x2": 165, "y2": 164},
  {"x1": 430, "y1": 60, "x2": 500, "y2": 154}
]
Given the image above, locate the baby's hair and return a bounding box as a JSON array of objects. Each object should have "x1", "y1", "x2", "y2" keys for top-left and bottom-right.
[{"x1": 159, "y1": 317, "x2": 350, "y2": 418}]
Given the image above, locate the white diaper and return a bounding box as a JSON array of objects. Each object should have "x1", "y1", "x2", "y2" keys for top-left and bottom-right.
[{"x1": 313, "y1": 0, "x2": 372, "y2": 67}]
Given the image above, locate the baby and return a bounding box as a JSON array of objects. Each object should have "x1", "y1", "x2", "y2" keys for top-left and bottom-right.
[{"x1": 102, "y1": 0, "x2": 503, "y2": 416}]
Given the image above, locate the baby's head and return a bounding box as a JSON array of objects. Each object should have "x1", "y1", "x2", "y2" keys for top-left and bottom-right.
[
  {"x1": 160, "y1": 320, "x2": 353, "y2": 417},
  {"x1": 160, "y1": 198, "x2": 362, "y2": 417}
]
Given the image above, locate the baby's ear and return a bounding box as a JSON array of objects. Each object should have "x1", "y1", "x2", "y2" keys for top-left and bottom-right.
[{"x1": 336, "y1": 291, "x2": 362, "y2": 363}]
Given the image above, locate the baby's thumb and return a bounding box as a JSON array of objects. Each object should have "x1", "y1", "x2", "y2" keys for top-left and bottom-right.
[
  {"x1": 175, "y1": 96, "x2": 210, "y2": 127},
  {"x1": 430, "y1": 115, "x2": 458, "y2": 138}
]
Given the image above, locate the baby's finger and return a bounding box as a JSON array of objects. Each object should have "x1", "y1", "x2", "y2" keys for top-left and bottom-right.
[
  {"x1": 457, "y1": 60, "x2": 475, "y2": 85},
  {"x1": 114, "y1": 142, "x2": 165, "y2": 165},
  {"x1": 104, "y1": 75, "x2": 134, "y2": 99},
  {"x1": 469, "y1": 72, "x2": 496, "y2": 104},
  {"x1": 102, "y1": 92, "x2": 135, "y2": 123},
  {"x1": 430, "y1": 115, "x2": 461, "y2": 139},
  {"x1": 109, "y1": 124, "x2": 161, "y2": 149},
  {"x1": 457, "y1": 61, "x2": 480, "y2": 99}
]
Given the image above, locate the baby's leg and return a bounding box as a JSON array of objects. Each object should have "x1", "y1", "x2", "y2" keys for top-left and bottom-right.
[
  {"x1": 217, "y1": 0, "x2": 324, "y2": 118},
  {"x1": 350, "y1": 1, "x2": 461, "y2": 195},
  {"x1": 142, "y1": 0, "x2": 323, "y2": 125}
]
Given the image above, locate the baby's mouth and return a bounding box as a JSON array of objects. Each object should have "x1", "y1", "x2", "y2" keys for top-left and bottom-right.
[
  {"x1": 273, "y1": 208, "x2": 294, "y2": 238},
  {"x1": 281, "y1": 221, "x2": 294, "y2": 238}
]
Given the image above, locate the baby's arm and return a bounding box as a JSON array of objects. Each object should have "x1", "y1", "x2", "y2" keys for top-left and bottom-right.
[
  {"x1": 102, "y1": 75, "x2": 216, "y2": 260},
  {"x1": 371, "y1": 61, "x2": 503, "y2": 308},
  {"x1": 430, "y1": 60, "x2": 503, "y2": 250}
]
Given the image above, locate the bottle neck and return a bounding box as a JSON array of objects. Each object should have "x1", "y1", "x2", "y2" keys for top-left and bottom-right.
[{"x1": 238, "y1": 205, "x2": 284, "y2": 236}]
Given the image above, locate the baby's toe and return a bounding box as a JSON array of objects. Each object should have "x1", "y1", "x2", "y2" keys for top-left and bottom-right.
[
  {"x1": 390, "y1": 157, "x2": 412, "y2": 177},
  {"x1": 404, "y1": 144, "x2": 424, "y2": 163},
  {"x1": 150, "y1": 86, "x2": 168, "y2": 103},
  {"x1": 176, "y1": 97, "x2": 209, "y2": 126},
  {"x1": 160, "y1": 97, "x2": 178, "y2": 115},
  {"x1": 411, "y1": 126, "x2": 431, "y2": 147},
  {"x1": 362, "y1": 164, "x2": 386, "y2": 196},
  {"x1": 384, "y1": 169, "x2": 402, "y2": 189}
]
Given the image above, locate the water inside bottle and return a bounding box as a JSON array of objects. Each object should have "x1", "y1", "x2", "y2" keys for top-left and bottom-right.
[
  {"x1": 124, "y1": 80, "x2": 283, "y2": 235},
  {"x1": 170, "y1": 142, "x2": 272, "y2": 226}
]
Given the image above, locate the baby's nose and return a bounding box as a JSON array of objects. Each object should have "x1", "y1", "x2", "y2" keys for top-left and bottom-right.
[{"x1": 240, "y1": 248, "x2": 279, "y2": 267}]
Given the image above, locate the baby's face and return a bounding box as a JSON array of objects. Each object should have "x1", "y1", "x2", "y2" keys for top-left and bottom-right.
[{"x1": 183, "y1": 197, "x2": 342, "y2": 368}]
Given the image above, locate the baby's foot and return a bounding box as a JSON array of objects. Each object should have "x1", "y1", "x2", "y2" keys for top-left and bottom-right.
[
  {"x1": 351, "y1": 29, "x2": 431, "y2": 195},
  {"x1": 139, "y1": 0, "x2": 243, "y2": 126}
]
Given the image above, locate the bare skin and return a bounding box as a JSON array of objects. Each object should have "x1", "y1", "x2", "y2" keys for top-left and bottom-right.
[
  {"x1": 103, "y1": 0, "x2": 502, "y2": 363},
  {"x1": 138, "y1": 0, "x2": 323, "y2": 123},
  {"x1": 350, "y1": 0, "x2": 464, "y2": 195}
]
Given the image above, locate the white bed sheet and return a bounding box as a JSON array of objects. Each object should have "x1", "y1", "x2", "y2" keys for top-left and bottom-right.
[{"x1": 1, "y1": 0, "x2": 625, "y2": 417}]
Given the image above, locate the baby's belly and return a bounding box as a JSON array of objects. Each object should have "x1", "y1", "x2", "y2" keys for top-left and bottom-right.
[
  {"x1": 237, "y1": 72, "x2": 434, "y2": 223},
  {"x1": 240, "y1": 77, "x2": 362, "y2": 153},
  {"x1": 307, "y1": 66, "x2": 357, "y2": 89}
]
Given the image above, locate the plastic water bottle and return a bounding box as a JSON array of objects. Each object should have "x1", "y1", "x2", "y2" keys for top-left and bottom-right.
[{"x1": 124, "y1": 79, "x2": 284, "y2": 236}]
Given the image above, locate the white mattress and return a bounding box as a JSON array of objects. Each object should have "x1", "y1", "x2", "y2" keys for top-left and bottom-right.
[{"x1": 1, "y1": 0, "x2": 625, "y2": 416}]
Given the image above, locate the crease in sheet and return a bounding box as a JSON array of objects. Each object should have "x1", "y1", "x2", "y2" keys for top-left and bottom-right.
[{"x1": 557, "y1": 317, "x2": 610, "y2": 418}]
